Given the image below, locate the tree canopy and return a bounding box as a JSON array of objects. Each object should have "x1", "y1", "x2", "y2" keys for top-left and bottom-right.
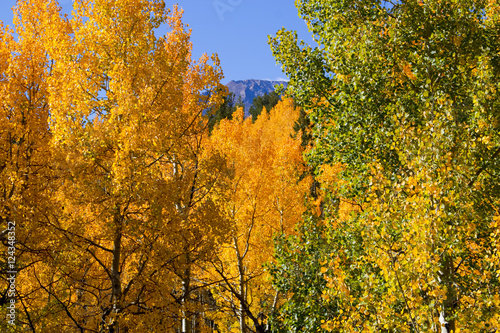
[
  {"x1": 1, "y1": 1, "x2": 230, "y2": 331},
  {"x1": 4, "y1": 0, "x2": 500, "y2": 332},
  {"x1": 270, "y1": 0, "x2": 500, "y2": 331},
  {"x1": 0, "y1": 3, "x2": 310, "y2": 332},
  {"x1": 207, "y1": 98, "x2": 310, "y2": 332}
]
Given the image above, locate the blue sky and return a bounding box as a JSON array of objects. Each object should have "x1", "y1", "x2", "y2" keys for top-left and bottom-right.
[{"x1": 0, "y1": 0, "x2": 314, "y2": 84}]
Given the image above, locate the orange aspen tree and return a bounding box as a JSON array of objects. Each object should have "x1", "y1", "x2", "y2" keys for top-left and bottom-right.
[
  {"x1": 207, "y1": 98, "x2": 311, "y2": 333},
  {"x1": 0, "y1": 0, "x2": 231, "y2": 332},
  {"x1": 0, "y1": 2, "x2": 60, "y2": 331}
]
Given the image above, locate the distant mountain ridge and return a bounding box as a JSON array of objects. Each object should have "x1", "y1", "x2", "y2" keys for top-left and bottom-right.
[{"x1": 226, "y1": 79, "x2": 288, "y2": 116}]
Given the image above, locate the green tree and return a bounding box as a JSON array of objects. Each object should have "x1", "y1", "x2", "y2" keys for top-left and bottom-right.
[
  {"x1": 270, "y1": 0, "x2": 500, "y2": 331},
  {"x1": 292, "y1": 108, "x2": 313, "y2": 149},
  {"x1": 208, "y1": 92, "x2": 244, "y2": 132},
  {"x1": 269, "y1": 214, "x2": 333, "y2": 333},
  {"x1": 249, "y1": 91, "x2": 281, "y2": 121}
]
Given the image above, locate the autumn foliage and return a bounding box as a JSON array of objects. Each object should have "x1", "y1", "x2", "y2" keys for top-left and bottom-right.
[
  {"x1": 10, "y1": 0, "x2": 500, "y2": 332},
  {"x1": 0, "y1": 1, "x2": 310, "y2": 332},
  {"x1": 270, "y1": 0, "x2": 500, "y2": 332},
  {"x1": 207, "y1": 99, "x2": 310, "y2": 332}
]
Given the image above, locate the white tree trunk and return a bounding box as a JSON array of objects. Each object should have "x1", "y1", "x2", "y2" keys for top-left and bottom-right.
[
  {"x1": 439, "y1": 253, "x2": 456, "y2": 333},
  {"x1": 181, "y1": 252, "x2": 192, "y2": 333},
  {"x1": 233, "y1": 237, "x2": 246, "y2": 333},
  {"x1": 439, "y1": 311, "x2": 449, "y2": 333}
]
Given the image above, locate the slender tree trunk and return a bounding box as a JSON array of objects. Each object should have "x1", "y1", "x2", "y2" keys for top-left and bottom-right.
[
  {"x1": 239, "y1": 272, "x2": 246, "y2": 333},
  {"x1": 181, "y1": 253, "x2": 192, "y2": 333},
  {"x1": 110, "y1": 212, "x2": 123, "y2": 333},
  {"x1": 265, "y1": 291, "x2": 279, "y2": 332},
  {"x1": 233, "y1": 237, "x2": 246, "y2": 333},
  {"x1": 439, "y1": 253, "x2": 456, "y2": 333}
]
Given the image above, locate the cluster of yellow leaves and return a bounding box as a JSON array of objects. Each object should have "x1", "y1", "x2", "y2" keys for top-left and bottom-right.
[
  {"x1": 206, "y1": 99, "x2": 311, "y2": 332},
  {"x1": 0, "y1": 1, "x2": 233, "y2": 332},
  {"x1": 0, "y1": 2, "x2": 313, "y2": 332},
  {"x1": 0, "y1": 3, "x2": 58, "y2": 332},
  {"x1": 318, "y1": 87, "x2": 500, "y2": 332}
]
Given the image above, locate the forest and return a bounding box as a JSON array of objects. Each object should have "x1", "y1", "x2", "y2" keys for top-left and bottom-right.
[{"x1": 1, "y1": 0, "x2": 500, "y2": 332}]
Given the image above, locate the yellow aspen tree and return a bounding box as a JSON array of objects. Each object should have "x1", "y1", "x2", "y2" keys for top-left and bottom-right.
[
  {"x1": 8, "y1": 0, "x2": 230, "y2": 332},
  {"x1": 271, "y1": 0, "x2": 500, "y2": 331},
  {"x1": 207, "y1": 98, "x2": 311, "y2": 333},
  {"x1": 0, "y1": 2, "x2": 60, "y2": 331}
]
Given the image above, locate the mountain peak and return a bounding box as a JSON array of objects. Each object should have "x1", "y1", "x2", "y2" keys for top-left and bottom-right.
[{"x1": 226, "y1": 79, "x2": 288, "y2": 116}]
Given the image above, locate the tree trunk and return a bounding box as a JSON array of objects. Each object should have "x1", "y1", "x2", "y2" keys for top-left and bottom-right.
[
  {"x1": 181, "y1": 253, "x2": 192, "y2": 333},
  {"x1": 234, "y1": 237, "x2": 246, "y2": 333},
  {"x1": 439, "y1": 253, "x2": 456, "y2": 333},
  {"x1": 239, "y1": 275, "x2": 246, "y2": 333},
  {"x1": 110, "y1": 212, "x2": 123, "y2": 333}
]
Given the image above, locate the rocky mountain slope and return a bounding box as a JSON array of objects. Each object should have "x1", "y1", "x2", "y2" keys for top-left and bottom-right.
[{"x1": 226, "y1": 79, "x2": 288, "y2": 114}]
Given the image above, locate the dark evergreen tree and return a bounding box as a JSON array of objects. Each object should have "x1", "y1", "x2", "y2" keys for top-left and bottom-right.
[
  {"x1": 208, "y1": 92, "x2": 244, "y2": 132},
  {"x1": 249, "y1": 91, "x2": 280, "y2": 121}
]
